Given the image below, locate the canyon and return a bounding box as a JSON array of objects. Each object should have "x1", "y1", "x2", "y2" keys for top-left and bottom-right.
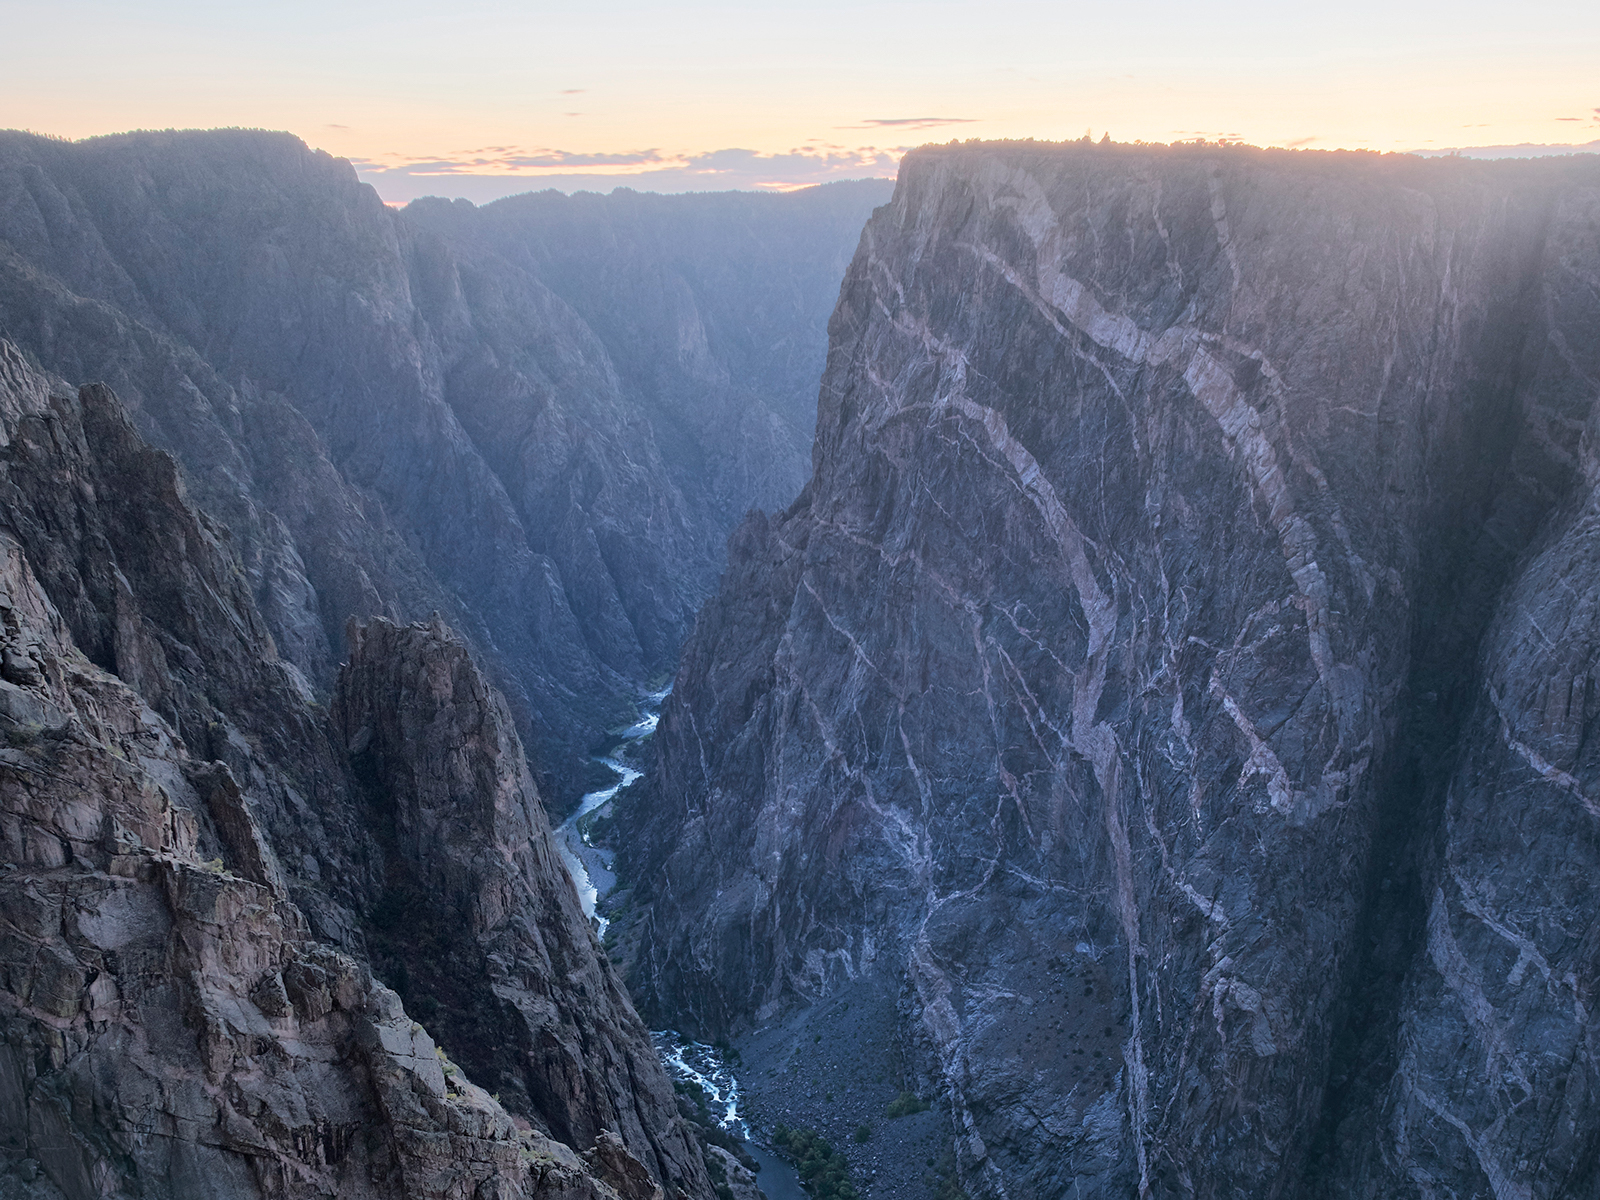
[
  {"x1": 0, "y1": 130, "x2": 884, "y2": 1199},
  {"x1": 0, "y1": 128, "x2": 890, "y2": 805},
  {"x1": 3, "y1": 129, "x2": 1599, "y2": 1200},
  {"x1": 0, "y1": 340, "x2": 709, "y2": 1198}
]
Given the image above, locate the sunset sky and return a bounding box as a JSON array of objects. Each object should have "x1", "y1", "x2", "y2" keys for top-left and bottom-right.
[{"x1": 6, "y1": 0, "x2": 1598, "y2": 202}]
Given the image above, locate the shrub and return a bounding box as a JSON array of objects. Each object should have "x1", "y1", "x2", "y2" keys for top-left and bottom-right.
[
  {"x1": 772, "y1": 1127, "x2": 860, "y2": 1200},
  {"x1": 852, "y1": 1124, "x2": 871, "y2": 1144},
  {"x1": 924, "y1": 1148, "x2": 968, "y2": 1200},
  {"x1": 885, "y1": 1091, "x2": 930, "y2": 1118}
]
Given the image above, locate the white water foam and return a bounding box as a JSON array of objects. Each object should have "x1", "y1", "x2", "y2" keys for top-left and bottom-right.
[{"x1": 652, "y1": 1031, "x2": 749, "y2": 1135}]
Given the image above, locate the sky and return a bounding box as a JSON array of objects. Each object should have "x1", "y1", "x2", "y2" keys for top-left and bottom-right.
[{"x1": 4, "y1": 0, "x2": 1598, "y2": 203}]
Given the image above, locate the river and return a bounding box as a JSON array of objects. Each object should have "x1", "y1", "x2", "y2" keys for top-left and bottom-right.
[
  {"x1": 653, "y1": 1032, "x2": 809, "y2": 1200},
  {"x1": 554, "y1": 689, "x2": 806, "y2": 1200},
  {"x1": 553, "y1": 685, "x2": 668, "y2": 938}
]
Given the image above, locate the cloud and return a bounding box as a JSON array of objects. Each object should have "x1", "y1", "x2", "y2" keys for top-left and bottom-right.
[
  {"x1": 840, "y1": 116, "x2": 977, "y2": 130},
  {"x1": 351, "y1": 142, "x2": 905, "y2": 204},
  {"x1": 350, "y1": 148, "x2": 670, "y2": 176}
]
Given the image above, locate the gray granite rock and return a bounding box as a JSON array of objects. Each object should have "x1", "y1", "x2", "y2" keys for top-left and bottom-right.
[
  {"x1": 334, "y1": 616, "x2": 708, "y2": 1196},
  {"x1": 619, "y1": 143, "x2": 1600, "y2": 1197}
]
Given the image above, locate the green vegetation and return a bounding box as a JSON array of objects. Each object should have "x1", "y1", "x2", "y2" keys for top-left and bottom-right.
[
  {"x1": 579, "y1": 808, "x2": 615, "y2": 844},
  {"x1": 4, "y1": 720, "x2": 43, "y2": 747},
  {"x1": 885, "y1": 1091, "x2": 930, "y2": 1118},
  {"x1": 773, "y1": 1126, "x2": 860, "y2": 1200},
  {"x1": 852, "y1": 1124, "x2": 871, "y2": 1144}
]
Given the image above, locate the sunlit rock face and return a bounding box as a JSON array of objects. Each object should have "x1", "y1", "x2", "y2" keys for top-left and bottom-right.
[
  {"x1": 0, "y1": 127, "x2": 890, "y2": 802},
  {"x1": 620, "y1": 143, "x2": 1600, "y2": 1197},
  {"x1": 0, "y1": 342, "x2": 710, "y2": 1200}
]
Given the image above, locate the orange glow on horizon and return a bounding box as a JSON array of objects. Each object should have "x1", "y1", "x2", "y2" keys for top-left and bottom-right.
[{"x1": 4, "y1": 1, "x2": 1596, "y2": 198}]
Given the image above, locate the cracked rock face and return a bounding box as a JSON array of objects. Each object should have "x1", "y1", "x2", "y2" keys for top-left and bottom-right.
[
  {"x1": 334, "y1": 616, "x2": 708, "y2": 1196},
  {"x1": 619, "y1": 143, "x2": 1600, "y2": 1196},
  {"x1": 0, "y1": 128, "x2": 889, "y2": 804},
  {"x1": 0, "y1": 342, "x2": 708, "y2": 1200}
]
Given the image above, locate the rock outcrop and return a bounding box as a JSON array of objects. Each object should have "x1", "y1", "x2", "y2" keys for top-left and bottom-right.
[
  {"x1": 619, "y1": 143, "x2": 1600, "y2": 1197},
  {"x1": 0, "y1": 342, "x2": 709, "y2": 1199},
  {"x1": 334, "y1": 616, "x2": 707, "y2": 1193},
  {"x1": 0, "y1": 128, "x2": 890, "y2": 803}
]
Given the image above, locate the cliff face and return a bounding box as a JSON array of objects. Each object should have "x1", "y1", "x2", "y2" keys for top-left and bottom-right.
[
  {"x1": 0, "y1": 342, "x2": 709, "y2": 1200},
  {"x1": 0, "y1": 129, "x2": 890, "y2": 802},
  {"x1": 620, "y1": 144, "x2": 1600, "y2": 1196},
  {"x1": 401, "y1": 182, "x2": 887, "y2": 680},
  {"x1": 333, "y1": 617, "x2": 707, "y2": 1193}
]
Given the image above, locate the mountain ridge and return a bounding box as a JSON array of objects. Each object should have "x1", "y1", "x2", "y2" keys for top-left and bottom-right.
[
  {"x1": 0, "y1": 126, "x2": 892, "y2": 804},
  {"x1": 0, "y1": 339, "x2": 711, "y2": 1199}
]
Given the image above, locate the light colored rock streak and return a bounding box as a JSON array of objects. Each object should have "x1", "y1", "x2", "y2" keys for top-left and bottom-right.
[
  {"x1": 1490, "y1": 685, "x2": 1600, "y2": 819},
  {"x1": 1400, "y1": 1060, "x2": 1531, "y2": 1200},
  {"x1": 935, "y1": 352, "x2": 1153, "y2": 1189},
  {"x1": 1426, "y1": 887, "x2": 1532, "y2": 1094},
  {"x1": 970, "y1": 163, "x2": 1380, "y2": 828},
  {"x1": 980, "y1": 164, "x2": 1337, "y2": 692},
  {"x1": 860, "y1": 263, "x2": 1159, "y2": 1185}
]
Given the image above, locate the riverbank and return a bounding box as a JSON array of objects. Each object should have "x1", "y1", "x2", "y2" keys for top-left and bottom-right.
[{"x1": 552, "y1": 689, "x2": 811, "y2": 1200}]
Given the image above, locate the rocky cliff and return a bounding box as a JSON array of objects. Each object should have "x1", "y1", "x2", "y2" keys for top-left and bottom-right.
[
  {"x1": 0, "y1": 129, "x2": 890, "y2": 802},
  {"x1": 0, "y1": 341, "x2": 711, "y2": 1199},
  {"x1": 619, "y1": 143, "x2": 1600, "y2": 1197},
  {"x1": 334, "y1": 617, "x2": 706, "y2": 1191}
]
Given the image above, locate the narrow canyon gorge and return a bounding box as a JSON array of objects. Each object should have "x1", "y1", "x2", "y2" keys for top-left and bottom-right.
[{"x1": 3, "y1": 132, "x2": 1598, "y2": 1200}]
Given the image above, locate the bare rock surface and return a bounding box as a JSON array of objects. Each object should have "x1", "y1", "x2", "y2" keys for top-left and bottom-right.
[
  {"x1": 334, "y1": 616, "x2": 708, "y2": 1195},
  {"x1": 619, "y1": 143, "x2": 1600, "y2": 1197},
  {"x1": 0, "y1": 342, "x2": 710, "y2": 1199}
]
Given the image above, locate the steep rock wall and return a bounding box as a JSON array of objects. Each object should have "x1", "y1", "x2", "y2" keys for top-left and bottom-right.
[
  {"x1": 334, "y1": 617, "x2": 708, "y2": 1194},
  {"x1": 620, "y1": 144, "x2": 1600, "y2": 1197}
]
